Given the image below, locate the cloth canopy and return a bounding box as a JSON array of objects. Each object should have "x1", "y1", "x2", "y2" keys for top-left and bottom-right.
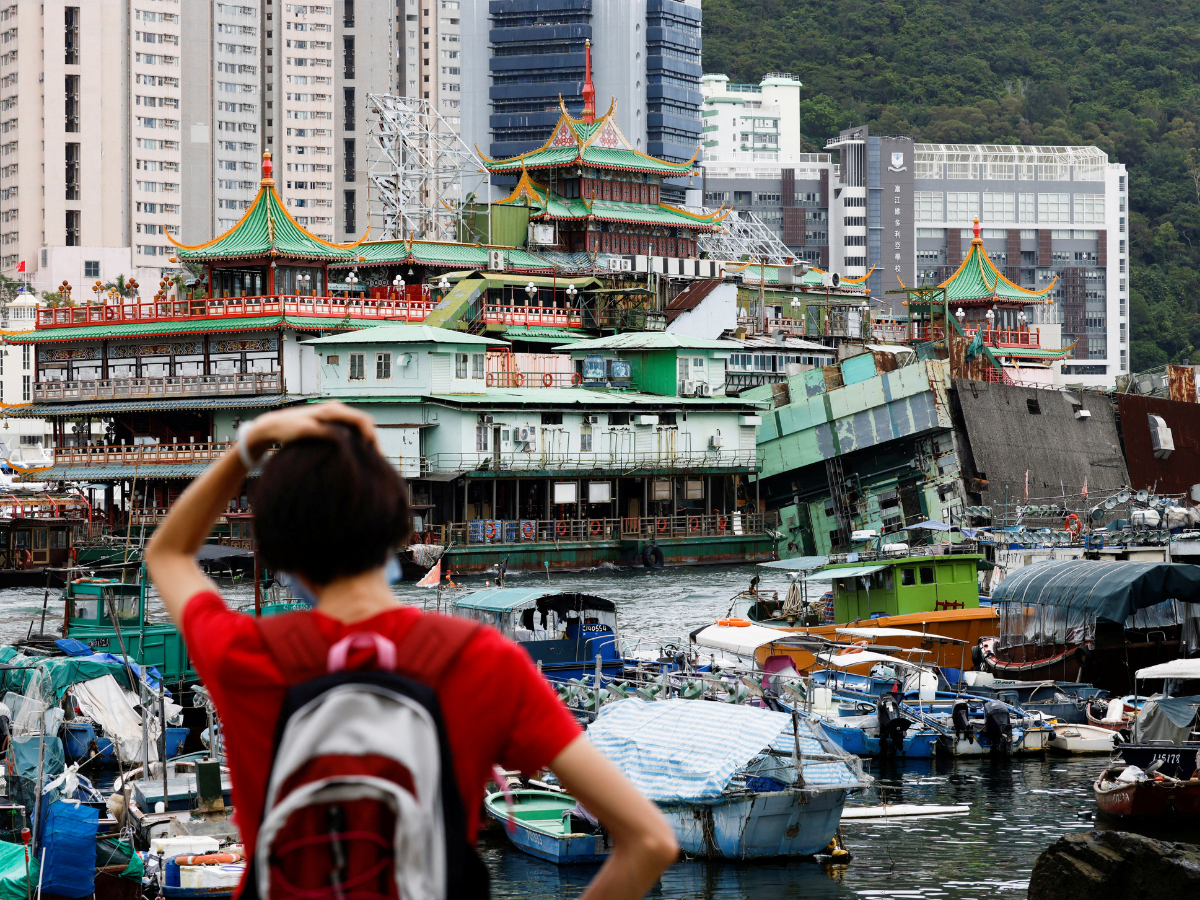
[
  {"x1": 71, "y1": 674, "x2": 158, "y2": 763},
  {"x1": 834, "y1": 627, "x2": 966, "y2": 644},
  {"x1": 691, "y1": 623, "x2": 809, "y2": 658},
  {"x1": 988, "y1": 560, "x2": 1200, "y2": 622},
  {"x1": 819, "y1": 650, "x2": 927, "y2": 669},
  {"x1": 586, "y1": 699, "x2": 866, "y2": 803},
  {"x1": 758, "y1": 556, "x2": 829, "y2": 571},
  {"x1": 905, "y1": 520, "x2": 951, "y2": 531},
  {"x1": 1136, "y1": 658, "x2": 1200, "y2": 680},
  {"x1": 804, "y1": 564, "x2": 888, "y2": 582}
]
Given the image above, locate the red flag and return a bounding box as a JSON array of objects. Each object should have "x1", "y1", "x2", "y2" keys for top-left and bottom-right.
[
  {"x1": 416, "y1": 559, "x2": 441, "y2": 587},
  {"x1": 15, "y1": 260, "x2": 24, "y2": 273},
  {"x1": 1024, "y1": 471, "x2": 1029, "y2": 502},
  {"x1": 1082, "y1": 478, "x2": 1088, "y2": 499}
]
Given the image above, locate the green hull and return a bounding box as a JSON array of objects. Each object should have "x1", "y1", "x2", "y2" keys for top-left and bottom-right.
[
  {"x1": 68, "y1": 621, "x2": 195, "y2": 686},
  {"x1": 444, "y1": 533, "x2": 776, "y2": 574}
]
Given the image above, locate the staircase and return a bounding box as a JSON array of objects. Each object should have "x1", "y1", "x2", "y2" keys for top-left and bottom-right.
[{"x1": 824, "y1": 456, "x2": 853, "y2": 549}]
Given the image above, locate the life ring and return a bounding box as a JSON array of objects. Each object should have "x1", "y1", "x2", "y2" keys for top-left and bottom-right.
[
  {"x1": 571, "y1": 373, "x2": 581, "y2": 386},
  {"x1": 689, "y1": 516, "x2": 700, "y2": 532},
  {"x1": 485, "y1": 522, "x2": 497, "y2": 540},
  {"x1": 104, "y1": 306, "x2": 117, "y2": 321},
  {"x1": 1065, "y1": 513, "x2": 1082, "y2": 537},
  {"x1": 642, "y1": 544, "x2": 665, "y2": 569},
  {"x1": 556, "y1": 520, "x2": 568, "y2": 536},
  {"x1": 716, "y1": 618, "x2": 752, "y2": 628},
  {"x1": 521, "y1": 521, "x2": 534, "y2": 539},
  {"x1": 590, "y1": 520, "x2": 602, "y2": 535},
  {"x1": 515, "y1": 373, "x2": 525, "y2": 387},
  {"x1": 423, "y1": 531, "x2": 433, "y2": 544},
  {"x1": 843, "y1": 640, "x2": 871, "y2": 655},
  {"x1": 543, "y1": 373, "x2": 554, "y2": 387},
  {"x1": 657, "y1": 518, "x2": 668, "y2": 533},
  {"x1": 19, "y1": 550, "x2": 30, "y2": 569},
  {"x1": 717, "y1": 515, "x2": 727, "y2": 533},
  {"x1": 486, "y1": 373, "x2": 494, "y2": 387}
]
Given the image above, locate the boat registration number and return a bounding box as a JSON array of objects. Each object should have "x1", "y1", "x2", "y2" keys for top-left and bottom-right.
[
  {"x1": 88, "y1": 638, "x2": 111, "y2": 648},
  {"x1": 580, "y1": 624, "x2": 608, "y2": 633}
]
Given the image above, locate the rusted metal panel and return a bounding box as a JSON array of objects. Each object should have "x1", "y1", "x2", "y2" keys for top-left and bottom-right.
[
  {"x1": 1116, "y1": 393, "x2": 1200, "y2": 494},
  {"x1": 1167, "y1": 365, "x2": 1196, "y2": 403},
  {"x1": 948, "y1": 330, "x2": 994, "y2": 383}
]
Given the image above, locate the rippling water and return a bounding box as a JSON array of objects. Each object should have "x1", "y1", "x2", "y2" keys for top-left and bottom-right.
[{"x1": 2, "y1": 564, "x2": 1193, "y2": 899}]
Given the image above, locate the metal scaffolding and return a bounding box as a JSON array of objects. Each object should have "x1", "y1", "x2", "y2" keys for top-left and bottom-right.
[
  {"x1": 697, "y1": 209, "x2": 796, "y2": 266},
  {"x1": 366, "y1": 93, "x2": 491, "y2": 242}
]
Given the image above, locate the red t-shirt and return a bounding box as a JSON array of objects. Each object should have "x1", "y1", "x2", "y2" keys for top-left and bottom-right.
[{"x1": 182, "y1": 592, "x2": 582, "y2": 862}]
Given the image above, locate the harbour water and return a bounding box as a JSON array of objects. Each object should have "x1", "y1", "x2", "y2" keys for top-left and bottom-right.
[{"x1": 1, "y1": 564, "x2": 1192, "y2": 898}]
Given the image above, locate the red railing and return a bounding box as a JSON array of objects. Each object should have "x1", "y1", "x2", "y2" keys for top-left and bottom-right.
[
  {"x1": 480, "y1": 304, "x2": 583, "y2": 328},
  {"x1": 36, "y1": 295, "x2": 439, "y2": 328},
  {"x1": 965, "y1": 327, "x2": 1041, "y2": 349}
]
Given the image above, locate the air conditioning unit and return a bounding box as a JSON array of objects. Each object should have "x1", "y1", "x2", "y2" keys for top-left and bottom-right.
[
  {"x1": 487, "y1": 250, "x2": 505, "y2": 271},
  {"x1": 479, "y1": 414, "x2": 494, "y2": 424},
  {"x1": 635, "y1": 414, "x2": 659, "y2": 426},
  {"x1": 821, "y1": 272, "x2": 841, "y2": 288},
  {"x1": 777, "y1": 263, "x2": 810, "y2": 286},
  {"x1": 606, "y1": 257, "x2": 632, "y2": 272},
  {"x1": 695, "y1": 381, "x2": 712, "y2": 397},
  {"x1": 584, "y1": 415, "x2": 600, "y2": 424},
  {"x1": 679, "y1": 379, "x2": 696, "y2": 396},
  {"x1": 710, "y1": 432, "x2": 724, "y2": 448},
  {"x1": 517, "y1": 427, "x2": 530, "y2": 442},
  {"x1": 529, "y1": 223, "x2": 556, "y2": 246}
]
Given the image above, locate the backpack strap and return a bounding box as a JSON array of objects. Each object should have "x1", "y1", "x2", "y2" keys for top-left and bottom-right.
[{"x1": 255, "y1": 610, "x2": 481, "y2": 687}]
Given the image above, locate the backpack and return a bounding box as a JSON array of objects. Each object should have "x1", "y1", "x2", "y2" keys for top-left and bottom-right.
[{"x1": 241, "y1": 612, "x2": 490, "y2": 900}]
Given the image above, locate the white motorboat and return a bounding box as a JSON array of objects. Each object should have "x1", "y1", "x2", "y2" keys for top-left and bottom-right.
[{"x1": 1048, "y1": 722, "x2": 1119, "y2": 753}]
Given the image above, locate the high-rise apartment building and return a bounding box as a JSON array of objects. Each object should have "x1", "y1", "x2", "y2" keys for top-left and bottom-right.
[{"x1": 459, "y1": 0, "x2": 701, "y2": 179}]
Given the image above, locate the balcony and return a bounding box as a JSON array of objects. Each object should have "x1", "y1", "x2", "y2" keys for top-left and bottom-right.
[
  {"x1": 481, "y1": 304, "x2": 583, "y2": 329},
  {"x1": 35, "y1": 295, "x2": 438, "y2": 329},
  {"x1": 51, "y1": 442, "x2": 235, "y2": 469},
  {"x1": 428, "y1": 512, "x2": 769, "y2": 545},
  {"x1": 33, "y1": 373, "x2": 282, "y2": 404},
  {"x1": 911, "y1": 325, "x2": 1041, "y2": 349},
  {"x1": 423, "y1": 450, "x2": 760, "y2": 476}
]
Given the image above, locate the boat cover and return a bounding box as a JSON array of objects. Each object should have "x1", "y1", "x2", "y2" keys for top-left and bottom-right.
[
  {"x1": 1133, "y1": 696, "x2": 1200, "y2": 744},
  {"x1": 691, "y1": 623, "x2": 808, "y2": 657},
  {"x1": 0, "y1": 839, "x2": 37, "y2": 900},
  {"x1": 587, "y1": 699, "x2": 869, "y2": 804},
  {"x1": 758, "y1": 556, "x2": 829, "y2": 571},
  {"x1": 1136, "y1": 658, "x2": 1200, "y2": 680},
  {"x1": 0, "y1": 648, "x2": 163, "y2": 700},
  {"x1": 804, "y1": 564, "x2": 889, "y2": 581},
  {"x1": 988, "y1": 560, "x2": 1200, "y2": 622},
  {"x1": 70, "y1": 674, "x2": 159, "y2": 762},
  {"x1": 835, "y1": 626, "x2": 967, "y2": 643},
  {"x1": 820, "y1": 650, "x2": 927, "y2": 669}
]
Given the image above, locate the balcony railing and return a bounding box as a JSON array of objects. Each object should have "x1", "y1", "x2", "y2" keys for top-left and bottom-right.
[
  {"x1": 423, "y1": 450, "x2": 760, "y2": 475},
  {"x1": 34, "y1": 373, "x2": 282, "y2": 404},
  {"x1": 912, "y1": 325, "x2": 1042, "y2": 349},
  {"x1": 480, "y1": 304, "x2": 583, "y2": 328},
  {"x1": 726, "y1": 371, "x2": 786, "y2": 391},
  {"x1": 484, "y1": 371, "x2": 580, "y2": 388},
  {"x1": 36, "y1": 295, "x2": 438, "y2": 328},
  {"x1": 421, "y1": 512, "x2": 768, "y2": 545},
  {"x1": 736, "y1": 316, "x2": 869, "y2": 341},
  {"x1": 51, "y1": 442, "x2": 235, "y2": 468}
]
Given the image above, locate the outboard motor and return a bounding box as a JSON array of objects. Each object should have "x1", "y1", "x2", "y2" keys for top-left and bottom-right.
[
  {"x1": 952, "y1": 699, "x2": 973, "y2": 745},
  {"x1": 983, "y1": 699, "x2": 1013, "y2": 754},
  {"x1": 876, "y1": 694, "x2": 911, "y2": 754}
]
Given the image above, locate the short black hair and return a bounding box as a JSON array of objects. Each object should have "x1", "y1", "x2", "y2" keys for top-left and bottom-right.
[{"x1": 251, "y1": 423, "x2": 410, "y2": 585}]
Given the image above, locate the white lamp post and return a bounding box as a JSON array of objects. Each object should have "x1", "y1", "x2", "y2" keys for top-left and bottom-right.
[
  {"x1": 298, "y1": 273, "x2": 310, "y2": 297},
  {"x1": 392, "y1": 274, "x2": 405, "y2": 300},
  {"x1": 346, "y1": 270, "x2": 358, "y2": 298},
  {"x1": 955, "y1": 307, "x2": 966, "y2": 326},
  {"x1": 525, "y1": 282, "x2": 537, "y2": 303},
  {"x1": 985, "y1": 307, "x2": 995, "y2": 333}
]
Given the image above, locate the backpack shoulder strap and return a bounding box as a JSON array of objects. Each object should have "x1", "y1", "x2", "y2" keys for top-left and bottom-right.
[
  {"x1": 392, "y1": 614, "x2": 481, "y2": 686},
  {"x1": 255, "y1": 612, "x2": 330, "y2": 684}
]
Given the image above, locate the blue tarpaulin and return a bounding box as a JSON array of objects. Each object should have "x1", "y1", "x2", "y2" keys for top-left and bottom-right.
[
  {"x1": 9, "y1": 735, "x2": 63, "y2": 813},
  {"x1": 0, "y1": 840, "x2": 37, "y2": 900},
  {"x1": 39, "y1": 799, "x2": 98, "y2": 898},
  {"x1": 990, "y1": 560, "x2": 1200, "y2": 622}
]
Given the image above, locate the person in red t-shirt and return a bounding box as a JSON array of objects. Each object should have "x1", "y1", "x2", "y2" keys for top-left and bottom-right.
[{"x1": 145, "y1": 402, "x2": 677, "y2": 900}]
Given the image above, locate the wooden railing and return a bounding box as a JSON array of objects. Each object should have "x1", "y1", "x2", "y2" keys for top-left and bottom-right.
[
  {"x1": 426, "y1": 512, "x2": 768, "y2": 545},
  {"x1": 51, "y1": 442, "x2": 235, "y2": 468},
  {"x1": 480, "y1": 304, "x2": 583, "y2": 328},
  {"x1": 36, "y1": 295, "x2": 438, "y2": 328},
  {"x1": 966, "y1": 327, "x2": 1041, "y2": 348},
  {"x1": 424, "y1": 450, "x2": 760, "y2": 474},
  {"x1": 34, "y1": 373, "x2": 281, "y2": 403}
]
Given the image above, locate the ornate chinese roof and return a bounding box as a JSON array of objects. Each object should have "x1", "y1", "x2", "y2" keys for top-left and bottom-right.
[
  {"x1": 167, "y1": 152, "x2": 368, "y2": 262},
  {"x1": 929, "y1": 219, "x2": 1055, "y2": 305},
  {"x1": 495, "y1": 166, "x2": 727, "y2": 232}
]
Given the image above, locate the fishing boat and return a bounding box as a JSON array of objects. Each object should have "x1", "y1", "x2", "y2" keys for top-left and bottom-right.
[
  {"x1": 1108, "y1": 658, "x2": 1200, "y2": 779},
  {"x1": 484, "y1": 789, "x2": 611, "y2": 865},
  {"x1": 983, "y1": 560, "x2": 1200, "y2": 693},
  {"x1": 1094, "y1": 765, "x2": 1200, "y2": 821},
  {"x1": 1047, "y1": 723, "x2": 1119, "y2": 754},
  {"x1": 959, "y1": 673, "x2": 1102, "y2": 725},
  {"x1": 587, "y1": 699, "x2": 871, "y2": 859}
]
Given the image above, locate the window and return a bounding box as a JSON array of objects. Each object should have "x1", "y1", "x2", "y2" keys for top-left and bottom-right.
[
  {"x1": 65, "y1": 143, "x2": 80, "y2": 200},
  {"x1": 1018, "y1": 194, "x2": 1035, "y2": 224},
  {"x1": 914, "y1": 191, "x2": 941, "y2": 223},
  {"x1": 919, "y1": 566, "x2": 935, "y2": 585},
  {"x1": 21, "y1": 345, "x2": 29, "y2": 370},
  {"x1": 454, "y1": 353, "x2": 467, "y2": 378},
  {"x1": 343, "y1": 86, "x2": 355, "y2": 131},
  {"x1": 475, "y1": 425, "x2": 489, "y2": 452},
  {"x1": 65, "y1": 209, "x2": 80, "y2": 246},
  {"x1": 348, "y1": 353, "x2": 365, "y2": 380},
  {"x1": 65, "y1": 74, "x2": 79, "y2": 132},
  {"x1": 982, "y1": 192, "x2": 1015, "y2": 223},
  {"x1": 65, "y1": 7, "x2": 80, "y2": 64},
  {"x1": 342, "y1": 35, "x2": 354, "y2": 79},
  {"x1": 375, "y1": 352, "x2": 391, "y2": 380},
  {"x1": 1027, "y1": 398, "x2": 1041, "y2": 414},
  {"x1": 945, "y1": 192, "x2": 978, "y2": 222},
  {"x1": 901, "y1": 568, "x2": 915, "y2": 586},
  {"x1": 1038, "y1": 193, "x2": 1071, "y2": 224},
  {"x1": 343, "y1": 138, "x2": 355, "y2": 181},
  {"x1": 471, "y1": 353, "x2": 484, "y2": 379},
  {"x1": 1073, "y1": 194, "x2": 1105, "y2": 225},
  {"x1": 21, "y1": 374, "x2": 28, "y2": 401},
  {"x1": 580, "y1": 423, "x2": 592, "y2": 452},
  {"x1": 343, "y1": 189, "x2": 355, "y2": 233},
  {"x1": 540, "y1": 412, "x2": 563, "y2": 425},
  {"x1": 84, "y1": 260, "x2": 99, "y2": 278}
]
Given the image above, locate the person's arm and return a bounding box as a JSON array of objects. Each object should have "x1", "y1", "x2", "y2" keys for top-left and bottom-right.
[
  {"x1": 548, "y1": 735, "x2": 678, "y2": 900},
  {"x1": 145, "y1": 402, "x2": 377, "y2": 627}
]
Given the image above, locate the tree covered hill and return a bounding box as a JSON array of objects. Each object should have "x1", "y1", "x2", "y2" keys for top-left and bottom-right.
[{"x1": 702, "y1": 0, "x2": 1200, "y2": 371}]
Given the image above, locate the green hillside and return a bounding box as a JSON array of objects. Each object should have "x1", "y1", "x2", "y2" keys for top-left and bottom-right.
[{"x1": 703, "y1": 0, "x2": 1200, "y2": 371}]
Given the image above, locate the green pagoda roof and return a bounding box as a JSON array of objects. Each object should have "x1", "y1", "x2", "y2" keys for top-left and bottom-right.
[
  {"x1": 917, "y1": 219, "x2": 1055, "y2": 306},
  {"x1": 168, "y1": 152, "x2": 366, "y2": 263},
  {"x1": 481, "y1": 98, "x2": 698, "y2": 177}
]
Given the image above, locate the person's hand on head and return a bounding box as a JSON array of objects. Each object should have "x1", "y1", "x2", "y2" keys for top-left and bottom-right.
[{"x1": 240, "y1": 401, "x2": 377, "y2": 458}]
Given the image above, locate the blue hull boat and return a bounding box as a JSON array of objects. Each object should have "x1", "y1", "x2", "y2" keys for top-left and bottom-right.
[
  {"x1": 484, "y1": 790, "x2": 610, "y2": 865},
  {"x1": 816, "y1": 715, "x2": 940, "y2": 758},
  {"x1": 662, "y1": 787, "x2": 847, "y2": 858}
]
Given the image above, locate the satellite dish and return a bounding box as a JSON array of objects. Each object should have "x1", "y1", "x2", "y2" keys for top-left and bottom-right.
[
  {"x1": 1149, "y1": 494, "x2": 1161, "y2": 508},
  {"x1": 1090, "y1": 506, "x2": 1105, "y2": 522},
  {"x1": 1136, "y1": 489, "x2": 1149, "y2": 503},
  {"x1": 1117, "y1": 490, "x2": 1131, "y2": 503},
  {"x1": 1104, "y1": 496, "x2": 1118, "y2": 510}
]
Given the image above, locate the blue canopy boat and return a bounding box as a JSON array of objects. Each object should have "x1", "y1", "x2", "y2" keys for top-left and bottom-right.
[{"x1": 450, "y1": 589, "x2": 632, "y2": 683}]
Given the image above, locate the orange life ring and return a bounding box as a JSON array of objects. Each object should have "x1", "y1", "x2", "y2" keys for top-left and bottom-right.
[
  {"x1": 423, "y1": 531, "x2": 433, "y2": 545},
  {"x1": 19, "y1": 550, "x2": 30, "y2": 569},
  {"x1": 515, "y1": 373, "x2": 525, "y2": 387},
  {"x1": 717, "y1": 515, "x2": 727, "y2": 533},
  {"x1": 716, "y1": 618, "x2": 752, "y2": 628},
  {"x1": 542, "y1": 373, "x2": 553, "y2": 387},
  {"x1": 521, "y1": 521, "x2": 534, "y2": 539},
  {"x1": 657, "y1": 518, "x2": 668, "y2": 533},
  {"x1": 486, "y1": 373, "x2": 494, "y2": 387},
  {"x1": 556, "y1": 520, "x2": 568, "y2": 536},
  {"x1": 843, "y1": 640, "x2": 871, "y2": 655},
  {"x1": 1065, "y1": 513, "x2": 1082, "y2": 537},
  {"x1": 485, "y1": 522, "x2": 497, "y2": 539},
  {"x1": 571, "y1": 373, "x2": 581, "y2": 386},
  {"x1": 104, "y1": 306, "x2": 117, "y2": 321},
  {"x1": 689, "y1": 516, "x2": 700, "y2": 532},
  {"x1": 590, "y1": 520, "x2": 602, "y2": 535}
]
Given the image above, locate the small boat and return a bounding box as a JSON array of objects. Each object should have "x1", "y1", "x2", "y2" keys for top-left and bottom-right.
[
  {"x1": 1084, "y1": 696, "x2": 1139, "y2": 732},
  {"x1": 1047, "y1": 723, "x2": 1119, "y2": 754},
  {"x1": 484, "y1": 789, "x2": 611, "y2": 865},
  {"x1": 1095, "y1": 765, "x2": 1200, "y2": 821}
]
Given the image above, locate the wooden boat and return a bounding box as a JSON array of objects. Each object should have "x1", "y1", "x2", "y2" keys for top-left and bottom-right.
[
  {"x1": 1083, "y1": 696, "x2": 1138, "y2": 732},
  {"x1": 1095, "y1": 766, "x2": 1200, "y2": 820},
  {"x1": 1047, "y1": 723, "x2": 1119, "y2": 754},
  {"x1": 483, "y1": 790, "x2": 611, "y2": 865}
]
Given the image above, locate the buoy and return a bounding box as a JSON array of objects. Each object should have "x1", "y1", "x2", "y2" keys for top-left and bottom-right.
[{"x1": 716, "y1": 618, "x2": 752, "y2": 628}]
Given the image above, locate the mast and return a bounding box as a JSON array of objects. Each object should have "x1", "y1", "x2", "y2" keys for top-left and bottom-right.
[{"x1": 581, "y1": 39, "x2": 596, "y2": 124}]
